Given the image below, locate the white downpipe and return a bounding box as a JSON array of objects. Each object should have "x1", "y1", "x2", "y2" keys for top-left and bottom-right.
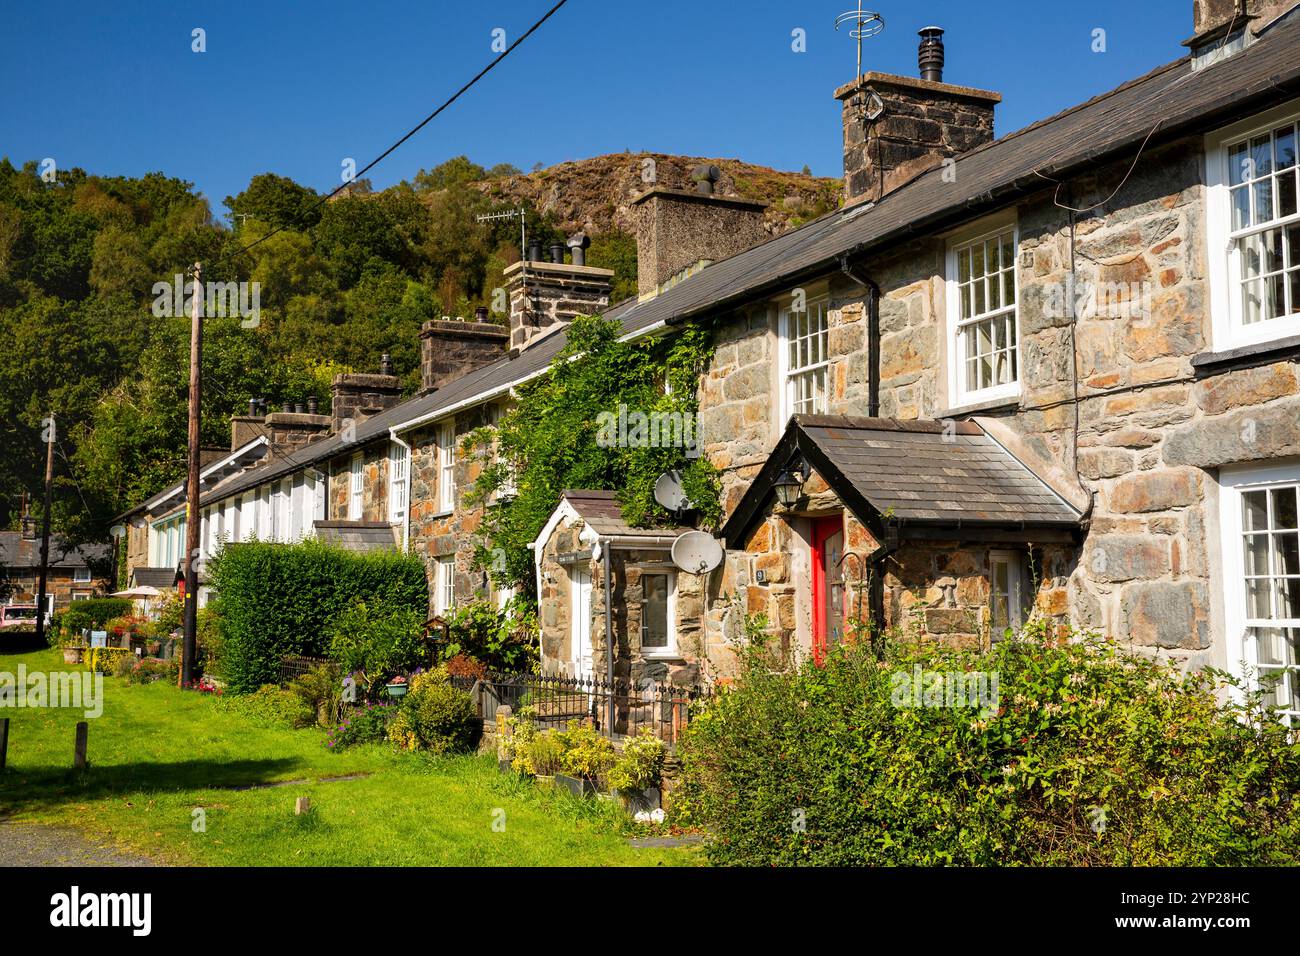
[{"x1": 389, "y1": 429, "x2": 412, "y2": 552}]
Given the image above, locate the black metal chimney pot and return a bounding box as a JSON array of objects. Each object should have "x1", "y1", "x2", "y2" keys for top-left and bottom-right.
[{"x1": 918, "y1": 26, "x2": 945, "y2": 83}]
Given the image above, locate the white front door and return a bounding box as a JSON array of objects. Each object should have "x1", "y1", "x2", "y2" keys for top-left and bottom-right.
[{"x1": 571, "y1": 569, "x2": 593, "y2": 679}]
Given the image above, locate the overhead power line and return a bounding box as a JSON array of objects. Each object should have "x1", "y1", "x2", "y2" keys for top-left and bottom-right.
[{"x1": 212, "y1": 0, "x2": 570, "y2": 272}]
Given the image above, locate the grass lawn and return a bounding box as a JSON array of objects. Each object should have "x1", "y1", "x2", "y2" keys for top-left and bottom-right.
[{"x1": 0, "y1": 648, "x2": 701, "y2": 866}]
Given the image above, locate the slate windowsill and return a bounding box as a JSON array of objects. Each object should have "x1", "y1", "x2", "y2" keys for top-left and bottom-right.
[
  {"x1": 935, "y1": 395, "x2": 1022, "y2": 419},
  {"x1": 1191, "y1": 334, "x2": 1300, "y2": 375}
]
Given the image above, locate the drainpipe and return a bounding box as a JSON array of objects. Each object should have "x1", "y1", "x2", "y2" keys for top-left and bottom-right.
[
  {"x1": 389, "y1": 429, "x2": 412, "y2": 552},
  {"x1": 601, "y1": 538, "x2": 615, "y2": 731},
  {"x1": 840, "y1": 256, "x2": 880, "y2": 417},
  {"x1": 867, "y1": 522, "x2": 899, "y2": 655}
]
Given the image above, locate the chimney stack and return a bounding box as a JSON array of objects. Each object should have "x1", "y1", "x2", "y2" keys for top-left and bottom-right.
[
  {"x1": 835, "y1": 27, "x2": 1000, "y2": 204},
  {"x1": 331, "y1": 358, "x2": 403, "y2": 436},
  {"x1": 631, "y1": 168, "x2": 768, "y2": 299},
  {"x1": 504, "y1": 232, "x2": 614, "y2": 351},
  {"x1": 419, "y1": 317, "x2": 508, "y2": 393}
]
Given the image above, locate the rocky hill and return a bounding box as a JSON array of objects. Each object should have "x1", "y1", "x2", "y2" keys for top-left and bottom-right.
[{"x1": 474, "y1": 152, "x2": 842, "y2": 239}]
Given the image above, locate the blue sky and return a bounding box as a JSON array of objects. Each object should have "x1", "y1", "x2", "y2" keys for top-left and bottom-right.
[{"x1": 1, "y1": 0, "x2": 1191, "y2": 223}]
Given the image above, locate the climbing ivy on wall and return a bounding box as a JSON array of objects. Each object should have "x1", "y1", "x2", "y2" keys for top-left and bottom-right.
[{"x1": 465, "y1": 313, "x2": 721, "y2": 597}]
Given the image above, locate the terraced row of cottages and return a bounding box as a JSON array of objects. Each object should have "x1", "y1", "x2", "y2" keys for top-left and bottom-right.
[{"x1": 120, "y1": 1, "x2": 1300, "y2": 720}]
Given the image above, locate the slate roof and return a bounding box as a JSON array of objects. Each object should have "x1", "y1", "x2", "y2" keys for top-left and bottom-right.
[
  {"x1": 189, "y1": 12, "x2": 1300, "y2": 513},
  {"x1": 130, "y1": 567, "x2": 180, "y2": 589},
  {"x1": 312, "y1": 521, "x2": 399, "y2": 552},
  {"x1": 561, "y1": 490, "x2": 688, "y2": 539},
  {"x1": 723, "y1": 416, "x2": 1082, "y2": 546},
  {"x1": 0, "y1": 533, "x2": 110, "y2": 570}
]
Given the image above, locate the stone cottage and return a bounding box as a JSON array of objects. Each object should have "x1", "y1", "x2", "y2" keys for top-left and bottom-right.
[{"x1": 116, "y1": 1, "x2": 1300, "y2": 728}]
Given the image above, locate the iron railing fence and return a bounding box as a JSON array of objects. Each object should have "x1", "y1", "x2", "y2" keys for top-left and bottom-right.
[{"x1": 450, "y1": 672, "x2": 709, "y2": 745}]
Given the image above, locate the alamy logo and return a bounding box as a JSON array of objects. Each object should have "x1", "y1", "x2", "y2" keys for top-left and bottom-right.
[
  {"x1": 50, "y1": 886, "x2": 151, "y2": 936},
  {"x1": 890, "y1": 665, "x2": 999, "y2": 717},
  {"x1": 595, "y1": 404, "x2": 700, "y2": 458},
  {"x1": 151, "y1": 274, "x2": 260, "y2": 327},
  {"x1": 0, "y1": 665, "x2": 103, "y2": 718}
]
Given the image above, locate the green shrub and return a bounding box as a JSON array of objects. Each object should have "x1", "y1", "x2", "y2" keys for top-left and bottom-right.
[
  {"x1": 327, "y1": 702, "x2": 397, "y2": 750},
  {"x1": 386, "y1": 669, "x2": 475, "y2": 754},
  {"x1": 678, "y1": 626, "x2": 1300, "y2": 866},
  {"x1": 121, "y1": 657, "x2": 178, "y2": 686},
  {"x1": 441, "y1": 598, "x2": 538, "y2": 672},
  {"x1": 290, "y1": 662, "x2": 344, "y2": 728},
  {"x1": 558, "y1": 723, "x2": 616, "y2": 785},
  {"x1": 196, "y1": 608, "x2": 225, "y2": 676},
  {"x1": 225, "y1": 684, "x2": 315, "y2": 728},
  {"x1": 608, "y1": 729, "x2": 666, "y2": 792},
  {"x1": 50, "y1": 597, "x2": 133, "y2": 647},
  {"x1": 328, "y1": 600, "x2": 428, "y2": 696},
  {"x1": 517, "y1": 729, "x2": 565, "y2": 776},
  {"x1": 208, "y1": 539, "x2": 428, "y2": 694}
]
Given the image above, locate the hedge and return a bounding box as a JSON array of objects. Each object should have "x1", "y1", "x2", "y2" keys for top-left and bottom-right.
[
  {"x1": 208, "y1": 539, "x2": 429, "y2": 694},
  {"x1": 677, "y1": 623, "x2": 1300, "y2": 866}
]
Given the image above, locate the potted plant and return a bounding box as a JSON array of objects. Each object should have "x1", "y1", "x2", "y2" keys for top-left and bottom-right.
[
  {"x1": 556, "y1": 723, "x2": 615, "y2": 798},
  {"x1": 385, "y1": 675, "x2": 409, "y2": 698},
  {"x1": 61, "y1": 639, "x2": 85, "y2": 666},
  {"x1": 608, "y1": 729, "x2": 667, "y2": 813},
  {"x1": 522, "y1": 730, "x2": 565, "y2": 787}
]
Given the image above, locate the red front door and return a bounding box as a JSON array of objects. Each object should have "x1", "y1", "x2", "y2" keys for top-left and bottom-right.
[{"x1": 811, "y1": 516, "x2": 845, "y2": 664}]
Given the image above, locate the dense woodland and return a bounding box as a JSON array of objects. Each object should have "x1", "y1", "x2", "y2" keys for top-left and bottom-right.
[{"x1": 0, "y1": 156, "x2": 638, "y2": 551}]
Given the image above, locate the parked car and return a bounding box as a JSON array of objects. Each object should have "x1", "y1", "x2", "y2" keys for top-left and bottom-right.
[{"x1": 0, "y1": 604, "x2": 41, "y2": 633}]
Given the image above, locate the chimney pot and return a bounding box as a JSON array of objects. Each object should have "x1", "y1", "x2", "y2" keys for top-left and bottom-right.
[
  {"x1": 247, "y1": 398, "x2": 258, "y2": 416},
  {"x1": 566, "y1": 231, "x2": 591, "y2": 267},
  {"x1": 293, "y1": 401, "x2": 305, "y2": 414},
  {"x1": 549, "y1": 241, "x2": 565, "y2": 264},
  {"x1": 379, "y1": 353, "x2": 394, "y2": 376},
  {"x1": 281, "y1": 402, "x2": 292, "y2": 414},
  {"x1": 690, "y1": 164, "x2": 721, "y2": 196},
  {"x1": 918, "y1": 27, "x2": 945, "y2": 83},
  {"x1": 527, "y1": 238, "x2": 543, "y2": 262},
  {"x1": 306, "y1": 394, "x2": 318, "y2": 414},
  {"x1": 474, "y1": 306, "x2": 489, "y2": 323}
]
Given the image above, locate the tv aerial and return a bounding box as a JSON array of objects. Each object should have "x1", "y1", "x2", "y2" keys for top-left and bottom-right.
[
  {"x1": 835, "y1": 2, "x2": 885, "y2": 78},
  {"x1": 671, "y1": 531, "x2": 724, "y2": 576}
]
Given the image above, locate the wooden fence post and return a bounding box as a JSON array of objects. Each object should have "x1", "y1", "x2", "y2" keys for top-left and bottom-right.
[
  {"x1": 73, "y1": 721, "x2": 88, "y2": 769},
  {"x1": 0, "y1": 717, "x2": 9, "y2": 770}
]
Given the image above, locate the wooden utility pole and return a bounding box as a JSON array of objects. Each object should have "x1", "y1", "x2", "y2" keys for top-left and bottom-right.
[
  {"x1": 181, "y1": 262, "x2": 202, "y2": 687},
  {"x1": 33, "y1": 412, "x2": 55, "y2": 648}
]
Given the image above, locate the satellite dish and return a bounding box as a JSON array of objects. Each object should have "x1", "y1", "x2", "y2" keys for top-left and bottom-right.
[
  {"x1": 654, "y1": 470, "x2": 691, "y2": 512},
  {"x1": 671, "y1": 531, "x2": 724, "y2": 575}
]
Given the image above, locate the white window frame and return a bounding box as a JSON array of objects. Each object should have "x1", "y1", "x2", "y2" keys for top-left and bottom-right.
[
  {"x1": 1219, "y1": 460, "x2": 1300, "y2": 726},
  {"x1": 348, "y1": 452, "x2": 364, "y2": 520},
  {"x1": 389, "y1": 440, "x2": 410, "y2": 525},
  {"x1": 435, "y1": 555, "x2": 456, "y2": 616},
  {"x1": 989, "y1": 549, "x2": 1028, "y2": 639},
  {"x1": 777, "y1": 293, "x2": 831, "y2": 424},
  {"x1": 639, "y1": 569, "x2": 678, "y2": 659},
  {"x1": 1206, "y1": 99, "x2": 1300, "y2": 351},
  {"x1": 945, "y1": 220, "x2": 1021, "y2": 408},
  {"x1": 438, "y1": 422, "x2": 456, "y2": 514},
  {"x1": 73, "y1": 567, "x2": 92, "y2": 583},
  {"x1": 71, "y1": 592, "x2": 90, "y2": 602}
]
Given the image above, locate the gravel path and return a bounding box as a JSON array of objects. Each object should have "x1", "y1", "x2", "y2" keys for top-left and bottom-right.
[{"x1": 0, "y1": 820, "x2": 156, "y2": 867}]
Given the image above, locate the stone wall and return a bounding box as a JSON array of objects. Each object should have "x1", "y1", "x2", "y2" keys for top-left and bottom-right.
[
  {"x1": 536, "y1": 514, "x2": 705, "y2": 686},
  {"x1": 692, "y1": 135, "x2": 1278, "y2": 668},
  {"x1": 326, "y1": 444, "x2": 390, "y2": 523},
  {"x1": 6, "y1": 568, "x2": 108, "y2": 610},
  {"x1": 407, "y1": 402, "x2": 503, "y2": 613}
]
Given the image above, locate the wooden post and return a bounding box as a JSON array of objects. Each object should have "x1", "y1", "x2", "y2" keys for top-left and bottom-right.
[
  {"x1": 73, "y1": 721, "x2": 88, "y2": 769},
  {"x1": 294, "y1": 797, "x2": 311, "y2": 815},
  {"x1": 0, "y1": 717, "x2": 9, "y2": 770},
  {"x1": 181, "y1": 261, "x2": 203, "y2": 688},
  {"x1": 33, "y1": 412, "x2": 55, "y2": 649}
]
